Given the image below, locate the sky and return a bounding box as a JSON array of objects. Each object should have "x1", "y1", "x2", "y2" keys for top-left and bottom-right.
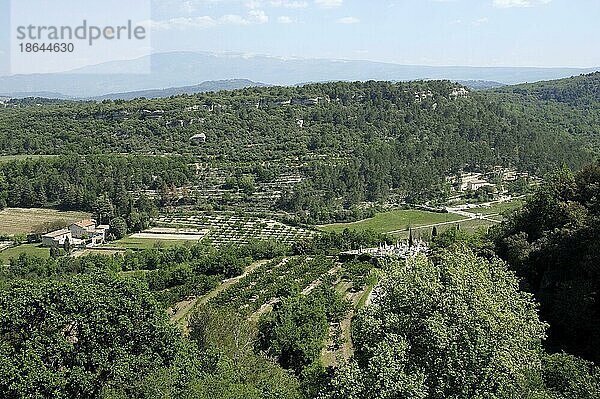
[{"x1": 1, "y1": 0, "x2": 600, "y2": 76}]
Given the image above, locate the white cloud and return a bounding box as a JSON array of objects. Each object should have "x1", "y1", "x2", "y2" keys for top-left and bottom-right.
[
  {"x1": 277, "y1": 15, "x2": 294, "y2": 23},
  {"x1": 248, "y1": 9, "x2": 269, "y2": 23},
  {"x1": 315, "y1": 0, "x2": 342, "y2": 9},
  {"x1": 246, "y1": 0, "x2": 308, "y2": 8},
  {"x1": 493, "y1": 0, "x2": 551, "y2": 8},
  {"x1": 147, "y1": 9, "x2": 269, "y2": 30},
  {"x1": 165, "y1": 0, "x2": 230, "y2": 14},
  {"x1": 145, "y1": 16, "x2": 217, "y2": 30},
  {"x1": 246, "y1": 0, "x2": 263, "y2": 8},
  {"x1": 472, "y1": 17, "x2": 489, "y2": 26},
  {"x1": 270, "y1": 0, "x2": 308, "y2": 8},
  {"x1": 337, "y1": 16, "x2": 359, "y2": 24}
]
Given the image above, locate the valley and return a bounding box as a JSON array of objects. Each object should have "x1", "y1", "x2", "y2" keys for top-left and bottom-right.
[{"x1": 1, "y1": 73, "x2": 600, "y2": 398}]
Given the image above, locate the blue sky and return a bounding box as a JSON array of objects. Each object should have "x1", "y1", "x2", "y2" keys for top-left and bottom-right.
[
  {"x1": 1, "y1": 0, "x2": 600, "y2": 76},
  {"x1": 146, "y1": 0, "x2": 600, "y2": 67}
]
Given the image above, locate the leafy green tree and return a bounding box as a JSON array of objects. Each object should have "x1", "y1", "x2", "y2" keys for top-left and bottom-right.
[
  {"x1": 185, "y1": 306, "x2": 303, "y2": 399},
  {"x1": 258, "y1": 294, "x2": 329, "y2": 375},
  {"x1": 541, "y1": 353, "x2": 600, "y2": 398},
  {"x1": 493, "y1": 162, "x2": 600, "y2": 362},
  {"x1": 322, "y1": 247, "x2": 549, "y2": 398},
  {"x1": 0, "y1": 172, "x2": 7, "y2": 209},
  {"x1": 94, "y1": 195, "x2": 115, "y2": 225},
  {"x1": 109, "y1": 217, "x2": 128, "y2": 240},
  {"x1": 0, "y1": 273, "x2": 181, "y2": 398}
]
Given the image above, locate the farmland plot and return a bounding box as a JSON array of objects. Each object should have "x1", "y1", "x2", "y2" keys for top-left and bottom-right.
[
  {"x1": 209, "y1": 256, "x2": 334, "y2": 317},
  {"x1": 155, "y1": 212, "x2": 318, "y2": 246},
  {"x1": 0, "y1": 208, "x2": 92, "y2": 236}
]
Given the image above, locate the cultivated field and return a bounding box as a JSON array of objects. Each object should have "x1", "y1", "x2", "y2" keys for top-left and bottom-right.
[
  {"x1": 0, "y1": 208, "x2": 92, "y2": 236},
  {"x1": 130, "y1": 227, "x2": 209, "y2": 241},
  {"x1": 177, "y1": 255, "x2": 375, "y2": 366},
  {"x1": 319, "y1": 209, "x2": 466, "y2": 234},
  {"x1": 110, "y1": 237, "x2": 193, "y2": 250},
  {"x1": 155, "y1": 212, "x2": 317, "y2": 246}
]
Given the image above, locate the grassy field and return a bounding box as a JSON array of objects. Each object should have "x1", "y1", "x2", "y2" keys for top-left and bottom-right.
[
  {"x1": 318, "y1": 209, "x2": 466, "y2": 234},
  {"x1": 391, "y1": 218, "x2": 498, "y2": 239},
  {"x1": 0, "y1": 243, "x2": 50, "y2": 264},
  {"x1": 110, "y1": 236, "x2": 194, "y2": 250},
  {"x1": 472, "y1": 200, "x2": 524, "y2": 216},
  {"x1": 0, "y1": 208, "x2": 92, "y2": 236}
]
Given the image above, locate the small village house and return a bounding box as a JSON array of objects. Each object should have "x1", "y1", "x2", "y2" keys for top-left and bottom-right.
[
  {"x1": 41, "y1": 229, "x2": 72, "y2": 247},
  {"x1": 41, "y1": 220, "x2": 110, "y2": 248}
]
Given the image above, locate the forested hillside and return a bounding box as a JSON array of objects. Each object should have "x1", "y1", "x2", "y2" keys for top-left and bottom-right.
[
  {"x1": 485, "y1": 72, "x2": 600, "y2": 151},
  {"x1": 1, "y1": 78, "x2": 597, "y2": 224},
  {"x1": 493, "y1": 162, "x2": 600, "y2": 364},
  {"x1": 2, "y1": 75, "x2": 600, "y2": 398},
  {"x1": 1, "y1": 80, "x2": 592, "y2": 169}
]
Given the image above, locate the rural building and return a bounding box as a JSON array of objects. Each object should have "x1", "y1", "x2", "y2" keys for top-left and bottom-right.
[
  {"x1": 191, "y1": 133, "x2": 206, "y2": 144},
  {"x1": 90, "y1": 225, "x2": 110, "y2": 245},
  {"x1": 41, "y1": 229, "x2": 72, "y2": 247},
  {"x1": 69, "y1": 220, "x2": 96, "y2": 239},
  {"x1": 41, "y1": 220, "x2": 109, "y2": 248}
]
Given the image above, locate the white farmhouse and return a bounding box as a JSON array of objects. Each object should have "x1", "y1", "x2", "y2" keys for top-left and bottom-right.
[
  {"x1": 69, "y1": 220, "x2": 96, "y2": 239},
  {"x1": 41, "y1": 229, "x2": 72, "y2": 247}
]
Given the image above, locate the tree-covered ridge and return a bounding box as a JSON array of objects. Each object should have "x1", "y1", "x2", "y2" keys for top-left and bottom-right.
[
  {"x1": 2, "y1": 78, "x2": 597, "y2": 224},
  {"x1": 0, "y1": 80, "x2": 592, "y2": 170},
  {"x1": 493, "y1": 161, "x2": 600, "y2": 363},
  {"x1": 493, "y1": 72, "x2": 600, "y2": 106},
  {"x1": 485, "y1": 72, "x2": 600, "y2": 151}
]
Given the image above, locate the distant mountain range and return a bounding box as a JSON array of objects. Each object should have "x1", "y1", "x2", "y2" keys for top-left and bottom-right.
[
  {"x1": 455, "y1": 80, "x2": 506, "y2": 90},
  {"x1": 0, "y1": 51, "x2": 597, "y2": 98},
  {"x1": 92, "y1": 79, "x2": 269, "y2": 100}
]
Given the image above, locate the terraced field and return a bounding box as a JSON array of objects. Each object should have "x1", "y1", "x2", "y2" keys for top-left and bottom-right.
[
  {"x1": 0, "y1": 208, "x2": 92, "y2": 236},
  {"x1": 155, "y1": 212, "x2": 318, "y2": 246},
  {"x1": 210, "y1": 256, "x2": 334, "y2": 316}
]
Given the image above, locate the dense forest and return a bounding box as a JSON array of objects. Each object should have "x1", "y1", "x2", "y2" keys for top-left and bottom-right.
[
  {"x1": 2, "y1": 78, "x2": 599, "y2": 223},
  {"x1": 493, "y1": 162, "x2": 600, "y2": 364},
  {"x1": 0, "y1": 155, "x2": 194, "y2": 232}
]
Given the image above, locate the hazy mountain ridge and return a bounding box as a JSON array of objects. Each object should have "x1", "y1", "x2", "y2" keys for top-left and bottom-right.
[
  {"x1": 0, "y1": 51, "x2": 597, "y2": 98},
  {"x1": 92, "y1": 79, "x2": 269, "y2": 100},
  {"x1": 456, "y1": 80, "x2": 506, "y2": 90}
]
